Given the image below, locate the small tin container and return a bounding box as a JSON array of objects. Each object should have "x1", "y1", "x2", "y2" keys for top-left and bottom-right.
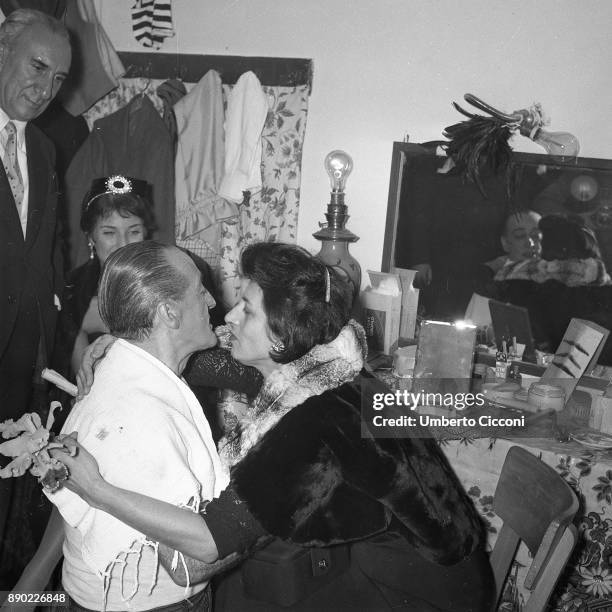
[
  {"x1": 528, "y1": 383, "x2": 565, "y2": 412},
  {"x1": 495, "y1": 351, "x2": 509, "y2": 380}
]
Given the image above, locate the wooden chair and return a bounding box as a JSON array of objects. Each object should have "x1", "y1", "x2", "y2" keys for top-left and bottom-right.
[{"x1": 490, "y1": 445, "x2": 579, "y2": 612}]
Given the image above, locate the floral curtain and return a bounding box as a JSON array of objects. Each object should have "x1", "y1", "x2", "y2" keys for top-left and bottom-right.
[{"x1": 217, "y1": 84, "x2": 309, "y2": 305}]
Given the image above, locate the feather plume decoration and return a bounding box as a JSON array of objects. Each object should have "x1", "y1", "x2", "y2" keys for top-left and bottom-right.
[{"x1": 441, "y1": 102, "x2": 518, "y2": 199}]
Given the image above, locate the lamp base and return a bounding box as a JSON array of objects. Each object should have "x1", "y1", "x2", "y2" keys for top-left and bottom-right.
[{"x1": 315, "y1": 239, "x2": 361, "y2": 305}]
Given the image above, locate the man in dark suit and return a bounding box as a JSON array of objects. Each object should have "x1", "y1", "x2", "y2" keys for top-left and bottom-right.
[{"x1": 0, "y1": 8, "x2": 71, "y2": 586}]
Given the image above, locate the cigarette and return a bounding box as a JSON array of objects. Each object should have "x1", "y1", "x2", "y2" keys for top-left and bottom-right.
[{"x1": 42, "y1": 368, "x2": 77, "y2": 397}]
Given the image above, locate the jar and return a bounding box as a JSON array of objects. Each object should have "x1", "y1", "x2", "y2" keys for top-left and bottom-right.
[
  {"x1": 527, "y1": 383, "x2": 565, "y2": 412},
  {"x1": 393, "y1": 346, "x2": 416, "y2": 379},
  {"x1": 507, "y1": 362, "x2": 522, "y2": 384}
]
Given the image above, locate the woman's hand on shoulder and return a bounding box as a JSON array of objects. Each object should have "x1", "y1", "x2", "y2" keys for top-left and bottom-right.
[{"x1": 76, "y1": 334, "x2": 116, "y2": 400}]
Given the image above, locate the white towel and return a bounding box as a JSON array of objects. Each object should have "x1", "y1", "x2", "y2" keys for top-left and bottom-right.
[{"x1": 47, "y1": 339, "x2": 229, "y2": 578}]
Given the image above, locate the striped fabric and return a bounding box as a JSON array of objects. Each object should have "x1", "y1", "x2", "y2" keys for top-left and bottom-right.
[{"x1": 131, "y1": 0, "x2": 174, "y2": 49}]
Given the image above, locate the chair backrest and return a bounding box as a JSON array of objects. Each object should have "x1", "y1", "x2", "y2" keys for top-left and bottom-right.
[{"x1": 490, "y1": 445, "x2": 579, "y2": 612}]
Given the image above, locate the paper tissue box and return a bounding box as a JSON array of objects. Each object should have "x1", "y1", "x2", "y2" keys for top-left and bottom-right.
[
  {"x1": 360, "y1": 270, "x2": 401, "y2": 355},
  {"x1": 391, "y1": 267, "x2": 419, "y2": 340}
]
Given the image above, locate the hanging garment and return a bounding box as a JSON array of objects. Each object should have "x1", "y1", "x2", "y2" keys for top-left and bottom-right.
[
  {"x1": 58, "y1": 0, "x2": 125, "y2": 117},
  {"x1": 77, "y1": 0, "x2": 124, "y2": 85},
  {"x1": 65, "y1": 94, "x2": 175, "y2": 268},
  {"x1": 174, "y1": 70, "x2": 236, "y2": 266},
  {"x1": 131, "y1": 0, "x2": 174, "y2": 49},
  {"x1": 218, "y1": 84, "x2": 309, "y2": 306},
  {"x1": 218, "y1": 71, "x2": 269, "y2": 203},
  {"x1": 156, "y1": 78, "x2": 187, "y2": 152},
  {"x1": 83, "y1": 78, "x2": 166, "y2": 130}
]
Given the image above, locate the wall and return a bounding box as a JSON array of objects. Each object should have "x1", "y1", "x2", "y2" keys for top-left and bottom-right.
[{"x1": 94, "y1": 0, "x2": 612, "y2": 284}]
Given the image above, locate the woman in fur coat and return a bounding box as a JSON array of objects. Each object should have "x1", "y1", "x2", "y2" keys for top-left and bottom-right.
[{"x1": 50, "y1": 242, "x2": 495, "y2": 612}]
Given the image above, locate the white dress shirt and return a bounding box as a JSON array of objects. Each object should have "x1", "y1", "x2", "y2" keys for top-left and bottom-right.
[{"x1": 0, "y1": 107, "x2": 29, "y2": 237}]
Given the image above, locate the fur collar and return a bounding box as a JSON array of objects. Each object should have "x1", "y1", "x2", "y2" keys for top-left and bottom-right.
[
  {"x1": 219, "y1": 320, "x2": 367, "y2": 466},
  {"x1": 492, "y1": 255, "x2": 611, "y2": 286}
]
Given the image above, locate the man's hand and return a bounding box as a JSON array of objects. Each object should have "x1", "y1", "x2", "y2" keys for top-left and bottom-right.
[
  {"x1": 76, "y1": 334, "x2": 116, "y2": 400},
  {"x1": 49, "y1": 433, "x2": 106, "y2": 508},
  {"x1": 412, "y1": 263, "x2": 432, "y2": 287}
]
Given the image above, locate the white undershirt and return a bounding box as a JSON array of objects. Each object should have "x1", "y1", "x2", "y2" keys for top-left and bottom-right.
[{"x1": 62, "y1": 521, "x2": 204, "y2": 611}]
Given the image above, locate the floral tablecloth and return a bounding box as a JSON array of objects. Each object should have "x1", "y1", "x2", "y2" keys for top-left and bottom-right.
[{"x1": 441, "y1": 436, "x2": 612, "y2": 611}]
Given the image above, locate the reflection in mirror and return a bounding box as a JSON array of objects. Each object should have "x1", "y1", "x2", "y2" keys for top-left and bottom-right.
[{"x1": 382, "y1": 142, "x2": 612, "y2": 365}]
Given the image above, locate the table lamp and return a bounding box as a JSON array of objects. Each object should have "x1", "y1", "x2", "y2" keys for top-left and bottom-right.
[{"x1": 313, "y1": 150, "x2": 361, "y2": 303}]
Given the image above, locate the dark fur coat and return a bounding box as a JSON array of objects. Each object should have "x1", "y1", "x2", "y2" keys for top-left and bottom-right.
[{"x1": 230, "y1": 370, "x2": 485, "y2": 566}]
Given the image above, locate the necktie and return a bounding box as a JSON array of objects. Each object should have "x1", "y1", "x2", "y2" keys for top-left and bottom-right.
[{"x1": 3, "y1": 121, "x2": 24, "y2": 215}]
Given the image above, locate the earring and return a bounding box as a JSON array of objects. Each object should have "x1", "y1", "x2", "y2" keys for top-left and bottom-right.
[
  {"x1": 88, "y1": 242, "x2": 95, "y2": 260},
  {"x1": 271, "y1": 339, "x2": 286, "y2": 353}
]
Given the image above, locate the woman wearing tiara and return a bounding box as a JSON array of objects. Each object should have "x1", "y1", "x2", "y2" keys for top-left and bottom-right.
[{"x1": 55, "y1": 175, "x2": 223, "y2": 378}]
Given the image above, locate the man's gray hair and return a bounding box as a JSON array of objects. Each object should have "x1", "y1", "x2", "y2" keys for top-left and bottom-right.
[
  {"x1": 0, "y1": 9, "x2": 69, "y2": 53},
  {"x1": 98, "y1": 242, "x2": 190, "y2": 342}
]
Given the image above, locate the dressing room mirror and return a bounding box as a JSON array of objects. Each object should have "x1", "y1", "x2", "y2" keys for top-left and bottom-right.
[{"x1": 382, "y1": 142, "x2": 612, "y2": 364}]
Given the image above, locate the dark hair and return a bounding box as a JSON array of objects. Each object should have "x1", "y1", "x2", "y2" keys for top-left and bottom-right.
[
  {"x1": 80, "y1": 191, "x2": 156, "y2": 237},
  {"x1": 0, "y1": 9, "x2": 69, "y2": 52},
  {"x1": 540, "y1": 214, "x2": 602, "y2": 261},
  {"x1": 98, "y1": 241, "x2": 189, "y2": 341},
  {"x1": 240, "y1": 242, "x2": 352, "y2": 363}
]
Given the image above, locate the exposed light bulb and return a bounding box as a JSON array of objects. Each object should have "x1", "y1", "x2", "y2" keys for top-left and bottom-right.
[
  {"x1": 532, "y1": 129, "x2": 580, "y2": 161},
  {"x1": 570, "y1": 175, "x2": 598, "y2": 202},
  {"x1": 314, "y1": 149, "x2": 361, "y2": 304},
  {"x1": 324, "y1": 150, "x2": 353, "y2": 192}
]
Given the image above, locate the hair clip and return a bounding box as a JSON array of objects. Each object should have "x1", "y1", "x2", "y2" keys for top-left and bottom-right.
[{"x1": 324, "y1": 267, "x2": 331, "y2": 303}]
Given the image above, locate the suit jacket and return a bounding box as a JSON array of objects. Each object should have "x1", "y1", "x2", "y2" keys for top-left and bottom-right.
[{"x1": 0, "y1": 123, "x2": 63, "y2": 362}]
